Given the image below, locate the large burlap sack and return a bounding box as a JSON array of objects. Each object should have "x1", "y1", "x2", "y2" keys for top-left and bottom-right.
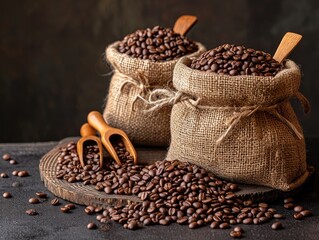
[
  {"x1": 152, "y1": 57, "x2": 309, "y2": 191},
  {"x1": 103, "y1": 41, "x2": 205, "y2": 147}
]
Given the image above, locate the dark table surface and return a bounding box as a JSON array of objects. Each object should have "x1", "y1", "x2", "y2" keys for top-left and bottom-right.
[{"x1": 0, "y1": 138, "x2": 318, "y2": 240}]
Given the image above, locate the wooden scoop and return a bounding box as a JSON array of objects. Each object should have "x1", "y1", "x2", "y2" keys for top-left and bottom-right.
[
  {"x1": 87, "y1": 111, "x2": 137, "y2": 165},
  {"x1": 273, "y1": 32, "x2": 302, "y2": 63},
  {"x1": 173, "y1": 15, "x2": 198, "y2": 36},
  {"x1": 77, "y1": 123, "x2": 103, "y2": 170}
]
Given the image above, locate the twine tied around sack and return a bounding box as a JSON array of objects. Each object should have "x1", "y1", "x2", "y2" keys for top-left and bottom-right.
[
  {"x1": 145, "y1": 88, "x2": 310, "y2": 144},
  {"x1": 114, "y1": 70, "x2": 151, "y2": 111}
]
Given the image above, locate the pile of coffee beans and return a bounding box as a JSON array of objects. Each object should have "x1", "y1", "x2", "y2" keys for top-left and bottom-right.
[
  {"x1": 117, "y1": 25, "x2": 198, "y2": 61},
  {"x1": 190, "y1": 44, "x2": 283, "y2": 76},
  {"x1": 55, "y1": 141, "x2": 316, "y2": 234},
  {"x1": 98, "y1": 160, "x2": 284, "y2": 230}
]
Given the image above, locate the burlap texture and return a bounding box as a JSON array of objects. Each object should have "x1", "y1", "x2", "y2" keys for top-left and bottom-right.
[
  {"x1": 166, "y1": 57, "x2": 309, "y2": 191},
  {"x1": 103, "y1": 41, "x2": 206, "y2": 147}
]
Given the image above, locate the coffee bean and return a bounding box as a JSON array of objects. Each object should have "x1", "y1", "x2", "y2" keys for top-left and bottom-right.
[
  {"x1": 271, "y1": 221, "x2": 283, "y2": 230},
  {"x1": 87, "y1": 222, "x2": 97, "y2": 229},
  {"x1": 104, "y1": 186, "x2": 113, "y2": 194},
  {"x1": 3, "y1": 192, "x2": 12, "y2": 198},
  {"x1": 183, "y1": 173, "x2": 192, "y2": 183},
  {"x1": 300, "y1": 210, "x2": 312, "y2": 217},
  {"x1": 60, "y1": 206, "x2": 71, "y2": 213},
  {"x1": 233, "y1": 226, "x2": 243, "y2": 232},
  {"x1": 26, "y1": 209, "x2": 38, "y2": 216},
  {"x1": 12, "y1": 170, "x2": 19, "y2": 176},
  {"x1": 258, "y1": 203, "x2": 268, "y2": 208},
  {"x1": 9, "y1": 160, "x2": 17, "y2": 165},
  {"x1": 294, "y1": 205, "x2": 305, "y2": 212},
  {"x1": 293, "y1": 212, "x2": 304, "y2": 220},
  {"x1": 65, "y1": 204, "x2": 76, "y2": 210},
  {"x1": 219, "y1": 222, "x2": 230, "y2": 229},
  {"x1": 2, "y1": 153, "x2": 11, "y2": 160},
  {"x1": 273, "y1": 214, "x2": 285, "y2": 219},
  {"x1": 230, "y1": 231, "x2": 242, "y2": 238},
  {"x1": 85, "y1": 206, "x2": 95, "y2": 215},
  {"x1": 96, "y1": 214, "x2": 103, "y2": 221},
  {"x1": 0, "y1": 173, "x2": 8, "y2": 178},
  {"x1": 29, "y1": 198, "x2": 40, "y2": 204},
  {"x1": 143, "y1": 218, "x2": 152, "y2": 226},
  {"x1": 127, "y1": 220, "x2": 138, "y2": 230},
  {"x1": 68, "y1": 176, "x2": 76, "y2": 183},
  {"x1": 36, "y1": 192, "x2": 47, "y2": 198},
  {"x1": 51, "y1": 198, "x2": 60, "y2": 206},
  {"x1": 188, "y1": 222, "x2": 198, "y2": 229},
  {"x1": 159, "y1": 219, "x2": 169, "y2": 225},
  {"x1": 243, "y1": 218, "x2": 253, "y2": 224},
  {"x1": 18, "y1": 171, "x2": 29, "y2": 177}
]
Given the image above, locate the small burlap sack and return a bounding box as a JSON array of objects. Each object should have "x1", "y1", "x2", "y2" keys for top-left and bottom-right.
[
  {"x1": 148, "y1": 57, "x2": 310, "y2": 191},
  {"x1": 103, "y1": 41, "x2": 205, "y2": 147}
]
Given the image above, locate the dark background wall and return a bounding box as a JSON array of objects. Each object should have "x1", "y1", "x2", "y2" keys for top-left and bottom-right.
[{"x1": 1, "y1": 0, "x2": 318, "y2": 143}]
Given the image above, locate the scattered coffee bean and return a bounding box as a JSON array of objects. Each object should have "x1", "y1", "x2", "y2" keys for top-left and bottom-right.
[
  {"x1": 118, "y1": 25, "x2": 198, "y2": 61},
  {"x1": 12, "y1": 170, "x2": 19, "y2": 176},
  {"x1": 233, "y1": 226, "x2": 243, "y2": 233},
  {"x1": 300, "y1": 210, "x2": 312, "y2": 217},
  {"x1": 36, "y1": 192, "x2": 47, "y2": 198},
  {"x1": 294, "y1": 205, "x2": 305, "y2": 212},
  {"x1": 29, "y1": 197, "x2": 40, "y2": 204},
  {"x1": 85, "y1": 206, "x2": 95, "y2": 215},
  {"x1": 293, "y1": 212, "x2": 304, "y2": 220},
  {"x1": 271, "y1": 221, "x2": 283, "y2": 230},
  {"x1": 18, "y1": 171, "x2": 29, "y2": 177},
  {"x1": 190, "y1": 44, "x2": 283, "y2": 76},
  {"x1": 2, "y1": 153, "x2": 11, "y2": 161},
  {"x1": 273, "y1": 214, "x2": 285, "y2": 219},
  {"x1": 9, "y1": 159, "x2": 17, "y2": 165},
  {"x1": 0, "y1": 173, "x2": 8, "y2": 178},
  {"x1": 60, "y1": 206, "x2": 71, "y2": 213},
  {"x1": 50, "y1": 198, "x2": 60, "y2": 206},
  {"x1": 87, "y1": 222, "x2": 97, "y2": 230},
  {"x1": 230, "y1": 230, "x2": 242, "y2": 238},
  {"x1": 26, "y1": 209, "x2": 38, "y2": 216},
  {"x1": 3, "y1": 192, "x2": 12, "y2": 198},
  {"x1": 65, "y1": 204, "x2": 75, "y2": 210}
]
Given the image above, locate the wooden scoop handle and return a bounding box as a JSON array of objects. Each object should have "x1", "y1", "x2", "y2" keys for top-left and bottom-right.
[
  {"x1": 87, "y1": 111, "x2": 111, "y2": 135},
  {"x1": 173, "y1": 15, "x2": 198, "y2": 36},
  {"x1": 80, "y1": 123, "x2": 96, "y2": 137},
  {"x1": 273, "y1": 32, "x2": 302, "y2": 63}
]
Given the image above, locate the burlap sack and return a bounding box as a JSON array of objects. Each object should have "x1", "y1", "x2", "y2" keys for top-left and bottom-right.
[
  {"x1": 152, "y1": 57, "x2": 309, "y2": 191},
  {"x1": 103, "y1": 41, "x2": 205, "y2": 147}
]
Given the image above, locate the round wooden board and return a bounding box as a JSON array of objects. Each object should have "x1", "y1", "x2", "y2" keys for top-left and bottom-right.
[{"x1": 39, "y1": 138, "x2": 315, "y2": 208}]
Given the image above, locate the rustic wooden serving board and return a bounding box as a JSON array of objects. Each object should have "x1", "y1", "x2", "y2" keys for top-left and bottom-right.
[{"x1": 39, "y1": 137, "x2": 314, "y2": 208}]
